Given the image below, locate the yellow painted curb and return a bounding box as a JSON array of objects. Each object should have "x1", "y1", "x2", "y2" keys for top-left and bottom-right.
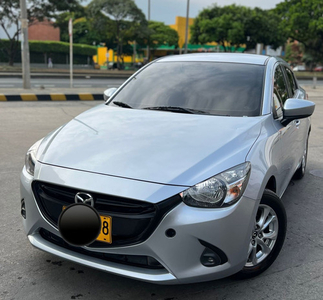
[
  {"x1": 50, "y1": 94, "x2": 66, "y2": 101},
  {"x1": 0, "y1": 94, "x2": 7, "y2": 101},
  {"x1": 20, "y1": 94, "x2": 38, "y2": 101},
  {"x1": 79, "y1": 94, "x2": 94, "y2": 101}
]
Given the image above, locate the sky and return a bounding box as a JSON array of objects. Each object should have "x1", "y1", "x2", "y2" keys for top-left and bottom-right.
[
  {"x1": 133, "y1": 0, "x2": 283, "y2": 25},
  {"x1": 0, "y1": 0, "x2": 283, "y2": 39}
]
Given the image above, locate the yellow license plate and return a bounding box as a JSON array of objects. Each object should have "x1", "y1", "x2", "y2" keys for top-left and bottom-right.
[
  {"x1": 97, "y1": 215, "x2": 112, "y2": 244},
  {"x1": 62, "y1": 206, "x2": 112, "y2": 244}
]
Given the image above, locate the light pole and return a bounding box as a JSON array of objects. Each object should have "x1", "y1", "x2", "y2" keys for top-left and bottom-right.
[
  {"x1": 20, "y1": 0, "x2": 31, "y2": 89},
  {"x1": 148, "y1": 0, "x2": 150, "y2": 23},
  {"x1": 69, "y1": 18, "x2": 73, "y2": 88},
  {"x1": 184, "y1": 0, "x2": 190, "y2": 54},
  {"x1": 147, "y1": 0, "x2": 150, "y2": 61}
]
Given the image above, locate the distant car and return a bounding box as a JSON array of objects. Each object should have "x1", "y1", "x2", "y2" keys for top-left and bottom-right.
[
  {"x1": 314, "y1": 66, "x2": 323, "y2": 72},
  {"x1": 293, "y1": 65, "x2": 306, "y2": 71},
  {"x1": 21, "y1": 53, "x2": 315, "y2": 284}
]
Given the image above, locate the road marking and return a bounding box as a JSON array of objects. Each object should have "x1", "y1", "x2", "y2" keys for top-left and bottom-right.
[
  {"x1": 50, "y1": 94, "x2": 66, "y2": 101},
  {"x1": 75, "y1": 85, "x2": 92, "y2": 87},
  {"x1": 79, "y1": 94, "x2": 94, "y2": 101},
  {"x1": 20, "y1": 94, "x2": 38, "y2": 101}
]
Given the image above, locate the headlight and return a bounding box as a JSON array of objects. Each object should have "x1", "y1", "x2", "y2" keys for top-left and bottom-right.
[
  {"x1": 181, "y1": 162, "x2": 251, "y2": 208},
  {"x1": 25, "y1": 139, "x2": 43, "y2": 176}
]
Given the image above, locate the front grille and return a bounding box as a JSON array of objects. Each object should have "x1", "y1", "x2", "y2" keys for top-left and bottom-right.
[
  {"x1": 39, "y1": 228, "x2": 164, "y2": 269},
  {"x1": 32, "y1": 181, "x2": 181, "y2": 247}
]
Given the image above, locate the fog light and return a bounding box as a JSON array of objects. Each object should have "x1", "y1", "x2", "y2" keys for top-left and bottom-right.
[
  {"x1": 21, "y1": 199, "x2": 26, "y2": 219},
  {"x1": 200, "y1": 247, "x2": 222, "y2": 267},
  {"x1": 199, "y1": 239, "x2": 228, "y2": 267}
]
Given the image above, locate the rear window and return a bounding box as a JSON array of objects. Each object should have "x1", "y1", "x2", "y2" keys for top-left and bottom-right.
[
  {"x1": 108, "y1": 62, "x2": 265, "y2": 116},
  {"x1": 284, "y1": 67, "x2": 298, "y2": 96}
]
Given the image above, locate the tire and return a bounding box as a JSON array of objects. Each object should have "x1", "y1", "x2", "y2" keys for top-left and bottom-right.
[
  {"x1": 293, "y1": 134, "x2": 309, "y2": 180},
  {"x1": 235, "y1": 189, "x2": 287, "y2": 279}
]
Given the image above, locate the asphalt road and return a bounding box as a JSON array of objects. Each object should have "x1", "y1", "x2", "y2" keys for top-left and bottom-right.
[
  {"x1": 0, "y1": 77, "x2": 126, "y2": 89},
  {"x1": 0, "y1": 77, "x2": 321, "y2": 89},
  {"x1": 1, "y1": 87, "x2": 323, "y2": 300}
]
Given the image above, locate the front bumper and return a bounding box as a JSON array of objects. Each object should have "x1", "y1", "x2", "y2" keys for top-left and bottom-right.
[{"x1": 21, "y1": 163, "x2": 259, "y2": 284}]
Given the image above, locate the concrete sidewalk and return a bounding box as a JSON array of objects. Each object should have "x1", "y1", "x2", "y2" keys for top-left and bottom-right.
[
  {"x1": 0, "y1": 87, "x2": 105, "y2": 101},
  {"x1": 303, "y1": 85, "x2": 323, "y2": 98}
]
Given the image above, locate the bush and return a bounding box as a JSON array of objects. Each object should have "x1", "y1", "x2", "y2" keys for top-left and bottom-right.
[
  {"x1": 29, "y1": 40, "x2": 97, "y2": 56},
  {"x1": 0, "y1": 40, "x2": 21, "y2": 63},
  {"x1": 0, "y1": 39, "x2": 96, "y2": 64}
]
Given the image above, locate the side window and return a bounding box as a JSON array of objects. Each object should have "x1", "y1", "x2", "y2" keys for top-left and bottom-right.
[
  {"x1": 284, "y1": 67, "x2": 298, "y2": 96},
  {"x1": 274, "y1": 66, "x2": 289, "y2": 104},
  {"x1": 273, "y1": 88, "x2": 283, "y2": 119}
]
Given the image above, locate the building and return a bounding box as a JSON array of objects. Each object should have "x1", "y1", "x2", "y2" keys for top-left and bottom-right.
[
  {"x1": 170, "y1": 16, "x2": 195, "y2": 50},
  {"x1": 28, "y1": 19, "x2": 60, "y2": 41}
]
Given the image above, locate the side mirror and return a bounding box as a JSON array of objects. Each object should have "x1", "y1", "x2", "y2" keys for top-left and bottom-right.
[
  {"x1": 282, "y1": 98, "x2": 315, "y2": 125},
  {"x1": 103, "y1": 87, "x2": 118, "y2": 101}
]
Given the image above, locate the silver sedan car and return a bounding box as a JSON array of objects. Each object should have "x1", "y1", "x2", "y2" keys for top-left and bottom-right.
[{"x1": 21, "y1": 53, "x2": 315, "y2": 284}]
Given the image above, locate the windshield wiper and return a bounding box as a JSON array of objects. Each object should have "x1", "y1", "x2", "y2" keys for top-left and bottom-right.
[
  {"x1": 143, "y1": 106, "x2": 207, "y2": 114},
  {"x1": 113, "y1": 101, "x2": 132, "y2": 109}
]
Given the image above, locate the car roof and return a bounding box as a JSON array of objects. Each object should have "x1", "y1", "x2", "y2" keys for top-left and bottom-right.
[{"x1": 157, "y1": 53, "x2": 271, "y2": 65}]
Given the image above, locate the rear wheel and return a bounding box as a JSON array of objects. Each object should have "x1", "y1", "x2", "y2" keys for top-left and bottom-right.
[{"x1": 235, "y1": 189, "x2": 287, "y2": 279}]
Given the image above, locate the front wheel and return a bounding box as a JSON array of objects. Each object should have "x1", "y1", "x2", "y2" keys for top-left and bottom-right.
[{"x1": 235, "y1": 189, "x2": 287, "y2": 279}]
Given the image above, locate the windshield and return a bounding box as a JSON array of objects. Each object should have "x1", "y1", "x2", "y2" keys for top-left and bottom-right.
[{"x1": 107, "y1": 61, "x2": 265, "y2": 116}]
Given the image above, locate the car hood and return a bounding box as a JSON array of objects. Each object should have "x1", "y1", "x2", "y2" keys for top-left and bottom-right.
[{"x1": 38, "y1": 105, "x2": 262, "y2": 186}]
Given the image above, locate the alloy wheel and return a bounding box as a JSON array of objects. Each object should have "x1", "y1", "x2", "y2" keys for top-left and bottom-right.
[{"x1": 245, "y1": 204, "x2": 279, "y2": 267}]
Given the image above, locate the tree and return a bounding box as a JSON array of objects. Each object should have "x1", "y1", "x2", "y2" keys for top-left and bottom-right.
[
  {"x1": 73, "y1": 18, "x2": 103, "y2": 45},
  {"x1": 54, "y1": 5, "x2": 87, "y2": 43},
  {"x1": 0, "y1": 0, "x2": 21, "y2": 66},
  {"x1": 190, "y1": 4, "x2": 286, "y2": 52},
  {"x1": 54, "y1": 4, "x2": 116, "y2": 47},
  {"x1": 0, "y1": 0, "x2": 81, "y2": 66},
  {"x1": 276, "y1": 0, "x2": 323, "y2": 63},
  {"x1": 88, "y1": 0, "x2": 146, "y2": 69},
  {"x1": 145, "y1": 21, "x2": 179, "y2": 58},
  {"x1": 285, "y1": 41, "x2": 303, "y2": 66},
  {"x1": 190, "y1": 5, "x2": 249, "y2": 52},
  {"x1": 55, "y1": 8, "x2": 114, "y2": 46},
  {"x1": 244, "y1": 8, "x2": 287, "y2": 51}
]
